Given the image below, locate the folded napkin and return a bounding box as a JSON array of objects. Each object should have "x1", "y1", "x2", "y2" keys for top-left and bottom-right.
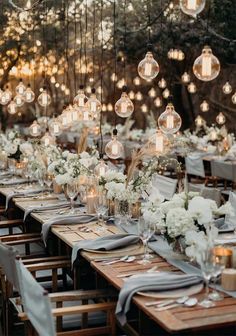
[
  {"x1": 214, "y1": 217, "x2": 234, "y2": 233},
  {"x1": 42, "y1": 214, "x2": 97, "y2": 244},
  {"x1": 23, "y1": 201, "x2": 70, "y2": 221},
  {"x1": 116, "y1": 272, "x2": 202, "y2": 326},
  {"x1": 72, "y1": 233, "x2": 140, "y2": 266},
  {"x1": 0, "y1": 178, "x2": 28, "y2": 185},
  {"x1": 5, "y1": 188, "x2": 43, "y2": 210}
]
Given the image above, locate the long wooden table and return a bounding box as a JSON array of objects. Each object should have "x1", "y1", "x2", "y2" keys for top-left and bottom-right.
[{"x1": 1, "y1": 186, "x2": 236, "y2": 335}]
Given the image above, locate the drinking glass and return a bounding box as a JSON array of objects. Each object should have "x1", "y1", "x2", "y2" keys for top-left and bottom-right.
[
  {"x1": 198, "y1": 249, "x2": 215, "y2": 308},
  {"x1": 137, "y1": 217, "x2": 155, "y2": 265},
  {"x1": 94, "y1": 193, "x2": 108, "y2": 231},
  {"x1": 8, "y1": 158, "x2": 16, "y2": 175},
  {"x1": 44, "y1": 173, "x2": 54, "y2": 196},
  {"x1": 209, "y1": 255, "x2": 225, "y2": 301},
  {"x1": 66, "y1": 182, "x2": 79, "y2": 214}
]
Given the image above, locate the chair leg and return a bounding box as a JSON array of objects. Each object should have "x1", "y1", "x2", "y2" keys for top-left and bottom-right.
[
  {"x1": 81, "y1": 299, "x2": 88, "y2": 329},
  {"x1": 108, "y1": 309, "x2": 116, "y2": 336}
]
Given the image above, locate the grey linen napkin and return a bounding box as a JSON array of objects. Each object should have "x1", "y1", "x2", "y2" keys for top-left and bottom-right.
[
  {"x1": 0, "y1": 178, "x2": 28, "y2": 185},
  {"x1": 116, "y1": 272, "x2": 202, "y2": 326},
  {"x1": 42, "y1": 214, "x2": 97, "y2": 244},
  {"x1": 23, "y1": 202, "x2": 70, "y2": 221},
  {"x1": 5, "y1": 188, "x2": 43, "y2": 210},
  {"x1": 71, "y1": 233, "x2": 140, "y2": 266}
]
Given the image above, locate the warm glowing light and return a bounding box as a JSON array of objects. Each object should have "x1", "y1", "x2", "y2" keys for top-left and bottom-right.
[
  {"x1": 41, "y1": 132, "x2": 55, "y2": 146},
  {"x1": 158, "y1": 78, "x2": 167, "y2": 89},
  {"x1": 162, "y1": 88, "x2": 170, "y2": 99},
  {"x1": 105, "y1": 130, "x2": 124, "y2": 159},
  {"x1": 182, "y1": 72, "x2": 191, "y2": 83},
  {"x1": 86, "y1": 89, "x2": 102, "y2": 115},
  {"x1": 216, "y1": 112, "x2": 226, "y2": 125},
  {"x1": 94, "y1": 159, "x2": 109, "y2": 177},
  {"x1": 115, "y1": 88, "x2": 134, "y2": 118},
  {"x1": 193, "y1": 46, "x2": 220, "y2": 81},
  {"x1": 148, "y1": 88, "x2": 156, "y2": 98},
  {"x1": 7, "y1": 100, "x2": 17, "y2": 115},
  {"x1": 222, "y1": 82, "x2": 232, "y2": 94},
  {"x1": 38, "y1": 88, "x2": 51, "y2": 107},
  {"x1": 180, "y1": 0, "x2": 206, "y2": 17},
  {"x1": 187, "y1": 82, "x2": 197, "y2": 93},
  {"x1": 232, "y1": 92, "x2": 236, "y2": 104},
  {"x1": 195, "y1": 115, "x2": 205, "y2": 127},
  {"x1": 49, "y1": 119, "x2": 61, "y2": 136},
  {"x1": 138, "y1": 52, "x2": 159, "y2": 81},
  {"x1": 154, "y1": 97, "x2": 162, "y2": 107},
  {"x1": 25, "y1": 85, "x2": 35, "y2": 103},
  {"x1": 14, "y1": 94, "x2": 25, "y2": 107},
  {"x1": 200, "y1": 100, "x2": 209, "y2": 112},
  {"x1": 29, "y1": 120, "x2": 41, "y2": 137},
  {"x1": 158, "y1": 103, "x2": 182, "y2": 134},
  {"x1": 135, "y1": 92, "x2": 143, "y2": 101},
  {"x1": 133, "y1": 77, "x2": 141, "y2": 86},
  {"x1": 141, "y1": 104, "x2": 148, "y2": 113}
]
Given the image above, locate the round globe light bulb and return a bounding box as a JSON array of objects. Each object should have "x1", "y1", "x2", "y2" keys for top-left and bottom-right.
[
  {"x1": 4, "y1": 87, "x2": 13, "y2": 101},
  {"x1": 15, "y1": 80, "x2": 26, "y2": 95},
  {"x1": 49, "y1": 119, "x2": 61, "y2": 136},
  {"x1": 158, "y1": 103, "x2": 182, "y2": 134},
  {"x1": 41, "y1": 132, "x2": 55, "y2": 146},
  {"x1": 193, "y1": 45, "x2": 220, "y2": 81},
  {"x1": 38, "y1": 89, "x2": 51, "y2": 107},
  {"x1": 180, "y1": 0, "x2": 206, "y2": 17},
  {"x1": 200, "y1": 100, "x2": 209, "y2": 112},
  {"x1": 195, "y1": 115, "x2": 205, "y2": 127},
  {"x1": 105, "y1": 133, "x2": 124, "y2": 159},
  {"x1": 154, "y1": 97, "x2": 162, "y2": 107},
  {"x1": 138, "y1": 51, "x2": 159, "y2": 81},
  {"x1": 14, "y1": 94, "x2": 25, "y2": 107},
  {"x1": 216, "y1": 112, "x2": 226, "y2": 125},
  {"x1": 115, "y1": 91, "x2": 134, "y2": 118},
  {"x1": 158, "y1": 78, "x2": 167, "y2": 89},
  {"x1": 85, "y1": 93, "x2": 102, "y2": 115},
  {"x1": 73, "y1": 88, "x2": 88, "y2": 107},
  {"x1": 188, "y1": 82, "x2": 197, "y2": 93},
  {"x1": 25, "y1": 85, "x2": 35, "y2": 103},
  {"x1": 94, "y1": 159, "x2": 109, "y2": 177},
  {"x1": 7, "y1": 100, "x2": 17, "y2": 115},
  {"x1": 182, "y1": 72, "x2": 191, "y2": 83},
  {"x1": 0, "y1": 91, "x2": 10, "y2": 105},
  {"x1": 149, "y1": 129, "x2": 169, "y2": 155},
  {"x1": 29, "y1": 120, "x2": 41, "y2": 137},
  {"x1": 141, "y1": 104, "x2": 148, "y2": 113},
  {"x1": 210, "y1": 129, "x2": 217, "y2": 141}
]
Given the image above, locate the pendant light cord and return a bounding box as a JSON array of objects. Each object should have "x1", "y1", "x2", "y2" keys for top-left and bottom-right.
[
  {"x1": 113, "y1": 0, "x2": 117, "y2": 129},
  {"x1": 99, "y1": 0, "x2": 104, "y2": 155}
]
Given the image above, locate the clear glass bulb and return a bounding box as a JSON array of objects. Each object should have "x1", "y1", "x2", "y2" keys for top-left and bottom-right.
[
  {"x1": 148, "y1": 88, "x2": 156, "y2": 98},
  {"x1": 82, "y1": 106, "x2": 93, "y2": 121},
  {"x1": 222, "y1": 82, "x2": 232, "y2": 94},
  {"x1": 182, "y1": 72, "x2": 191, "y2": 83},
  {"x1": 154, "y1": 97, "x2": 162, "y2": 107},
  {"x1": 141, "y1": 104, "x2": 148, "y2": 113},
  {"x1": 128, "y1": 91, "x2": 135, "y2": 100},
  {"x1": 177, "y1": 50, "x2": 185, "y2": 61},
  {"x1": 5, "y1": 87, "x2": 12, "y2": 101},
  {"x1": 158, "y1": 103, "x2": 182, "y2": 134},
  {"x1": 25, "y1": 85, "x2": 35, "y2": 102},
  {"x1": 162, "y1": 88, "x2": 170, "y2": 99},
  {"x1": 149, "y1": 129, "x2": 169, "y2": 155},
  {"x1": 0, "y1": 91, "x2": 10, "y2": 105},
  {"x1": 94, "y1": 159, "x2": 109, "y2": 177},
  {"x1": 195, "y1": 115, "x2": 205, "y2": 127},
  {"x1": 38, "y1": 89, "x2": 51, "y2": 107},
  {"x1": 135, "y1": 91, "x2": 143, "y2": 101},
  {"x1": 158, "y1": 78, "x2": 167, "y2": 89},
  {"x1": 115, "y1": 91, "x2": 134, "y2": 118},
  {"x1": 133, "y1": 76, "x2": 141, "y2": 86},
  {"x1": 180, "y1": 0, "x2": 206, "y2": 17},
  {"x1": 188, "y1": 82, "x2": 197, "y2": 93},
  {"x1": 193, "y1": 45, "x2": 220, "y2": 81},
  {"x1": 105, "y1": 135, "x2": 124, "y2": 159},
  {"x1": 73, "y1": 88, "x2": 88, "y2": 107},
  {"x1": 216, "y1": 112, "x2": 226, "y2": 125},
  {"x1": 49, "y1": 119, "x2": 61, "y2": 136},
  {"x1": 15, "y1": 80, "x2": 26, "y2": 95},
  {"x1": 14, "y1": 94, "x2": 25, "y2": 107},
  {"x1": 29, "y1": 120, "x2": 41, "y2": 137},
  {"x1": 138, "y1": 51, "x2": 159, "y2": 81},
  {"x1": 60, "y1": 111, "x2": 70, "y2": 129},
  {"x1": 210, "y1": 129, "x2": 217, "y2": 141},
  {"x1": 41, "y1": 132, "x2": 55, "y2": 146},
  {"x1": 7, "y1": 100, "x2": 17, "y2": 115},
  {"x1": 85, "y1": 93, "x2": 102, "y2": 115},
  {"x1": 232, "y1": 92, "x2": 236, "y2": 104},
  {"x1": 200, "y1": 100, "x2": 209, "y2": 112}
]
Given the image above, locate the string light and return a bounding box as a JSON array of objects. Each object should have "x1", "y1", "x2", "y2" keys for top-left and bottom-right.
[
  {"x1": 7, "y1": 100, "x2": 17, "y2": 114},
  {"x1": 148, "y1": 88, "x2": 156, "y2": 98},
  {"x1": 29, "y1": 120, "x2": 41, "y2": 137},
  {"x1": 200, "y1": 100, "x2": 209, "y2": 112},
  {"x1": 133, "y1": 76, "x2": 141, "y2": 86},
  {"x1": 38, "y1": 87, "x2": 51, "y2": 107},
  {"x1": 107, "y1": 103, "x2": 113, "y2": 112},
  {"x1": 14, "y1": 94, "x2": 25, "y2": 107},
  {"x1": 187, "y1": 82, "x2": 197, "y2": 93},
  {"x1": 158, "y1": 78, "x2": 167, "y2": 89},
  {"x1": 15, "y1": 79, "x2": 26, "y2": 95},
  {"x1": 85, "y1": 88, "x2": 102, "y2": 116},
  {"x1": 115, "y1": 86, "x2": 134, "y2": 118},
  {"x1": 138, "y1": 51, "x2": 159, "y2": 81},
  {"x1": 128, "y1": 91, "x2": 135, "y2": 100},
  {"x1": 193, "y1": 46, "x2": 220, "y2": 81},
  {"x1": 195, "y1": 115, "x2": 205, "y2": 127},
  {"x1": 162, "y1": 88, "x2": 170, "y2": 99},
  {"x1": 94, "y1": 157, "x2": 109, "y2": 177},
  {"x1": 25, "y1": 84, "x2": 35, "y2": 103},
  {"x1": 181, "y1": 72, "x2": 191, "y2": 83},
  {"x1": 180, "y1": 0, "x2": 206, "y2": 17},
  {"x1": 222, "y1": 81, "x2": 232, "y2": 94},
  {"x1": 158, "y1": 103, "x2": 182, "y2": 134},
  {"x1": 149, "y1": 128, "x2": 169, "y2": 155},
  {"x1": 141, "y1": 104, "x2": 148, "y2": 113},
  {"x1": 135, "y1": 91, "x2": 143, "y2": 101},
  {"x1": 232, "y1": 92, "x2": 236, "y2": 104},
  {"x1": 216, "y1": 112, "x2": 226, "y2": 125},
  {"x1": 154, "y1": 97, "x2": 162, "y2": 107},
  {"x1": 105, "y1": 129, "x2": 124, "y2": 159}
]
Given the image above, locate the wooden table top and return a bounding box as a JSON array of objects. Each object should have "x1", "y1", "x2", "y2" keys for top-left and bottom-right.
[{"x1": 1, "y1": 186, "x2": 236, "y2": 333}]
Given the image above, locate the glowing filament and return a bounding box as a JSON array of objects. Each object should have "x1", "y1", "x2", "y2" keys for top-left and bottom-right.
[
  {"x1": 202, "y1": 55, "x2": 212, "y2": 77},
  {"x1": 187, "y1": 0, "x2": 197, "y2": 10},
  {"x1": 111, "y1": 142, "x2": 119, "y2": 156},
  {"x1": 144, "y1": 63, "x2": 152, "y2": 76},
  {"x1": 166, "y1": 114, "x2": 174, "y2": 129}
]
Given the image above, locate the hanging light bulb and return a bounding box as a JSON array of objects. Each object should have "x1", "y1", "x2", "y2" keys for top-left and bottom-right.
[
  {"x1": 210, "y1": 129, "x2": 217, "y2": 141},
  {"x1": 4, "y1": 86, "x2": 12, "y2": 102},
  {"x1": 102, "y1": 104, "x2": 107, "y2": 112},
  {"x1": 14, "y1": 94, "x2": 25, "y2": 107},
  {"x1": 128, "y1": 91, "x2": 135, "y2": 100},
  {"x1": 149, "y1": 129, "x2": 169, "y2": 155},
  {"x1": 0, "y1": 91, "x2": 10, "y2": 105},
  {"x1": 158, "y1": 103, "x2": 182, "y2": 134},
  {"x1": 105, "y1": 129, "x2": 124, "y2": 159},
  {"x1": 38, "y1": 87, "x2": 51, "y2": 107},
  {"x1": 181, "y1": 72, "x2": 191, "y2": 83},
  {"x1": 29, "y1": 120, "x2": 41, "y2": 137},
  {"x1": 7, "y1": 100, "x2": 17, "y2": 115},
  {"x1": 138, "y1": 51, "x2": 159, "y2": 81},
  {"x1": 71, "y1": 105, "x2": 79, "y2": 122},
  {"x1": 41, "y1": 132, "x2": 55, "y2": 146},
  {"x1": 107, "y1": 103, "x2": 113, "y2": 112},
  {"x1": 158, "y1": 78, "x2": 167, "y2": 89},
  {"x1": 133, "y1": 76, "x2": 141, "y2": 86},
  {"x1": 15, "y1": 79, "x2": 26, "y2": 95},
  {"x1": 135, "y1": 91, "x2": 143, "y2": 101},
  {"x1": 60, "y1": 109, "x2": 70, "y2": 130},
  {"x1": 85, "y1": 88, "x2": 102, "y2": 115},
  {"x1": 141, "y1": 104, "x2": 148, "y2": 113},
  {"x1": 49, "y1": 118, "x2": 61, "y2": 136},
  {"x1": 193, "y1": 46, "x2": 220, "y2": 81},
  {"x1": 148, "y1": 88, "x2": 156, "y2": 98},
  {"x1": 154, "y1": 97, "x2": 162, "y2": 107},
  {"x1": 24, "y1": 84, "x2": 35, "y2": 103},
  {"x1": 111, "y1": 73, "x2": 117, "y2": 82},
  {"x1": 188, "y1": 82, "x2": 197, "y2": 93},
  {"x1": 177, "y1": 50, "x2": 185, "y2": 61},
  {"x1": 94, "y1": 156, "x2": 109, "y2": 177},
  {"x1": 222, "y1": 81, "x2": 232, "y2": 94},
  {"x1": 200, "y1": 100, "x2": 209, "y2": 112},
  {"x1": 117, "y1": 78, "x2": 126, "y2": 89},
  {"x1": 162, "y1": 88, "x2": 170, "y2": 99},
  {"x1": 168, "y1": 49, "x2": 174, "y2": 59},
  {"x1": 65, "y1": 106, "x2": 73, "y2": 125},
  {"x1": 232, "y1": 92, "x2": 236, "y2": 104},
  {"x1": 115, "y1": 86, "x2": 134, "y2": 118},
  {"x1": 195, "y1": 115, "x2": 205, "y2": 127},
  {"x1": 180, "y1": 0, "x2": 206, "y2": 17},
  {"x1": 73, "y1": 85, "x2": 88, "y2": 108},
  {"x1": 216, "y1": 112, "x2": 226, "y2": 125}
]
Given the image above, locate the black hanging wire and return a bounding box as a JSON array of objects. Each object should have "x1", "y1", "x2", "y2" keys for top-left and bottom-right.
[
  {"x1": 73, "y1": 0, "x2": 77, "y2": 95},
  {"x1": 84, "y1": 0, "x2": 88, "y2": 87},
  {"x1": 79, "y1": 4, "x2": 83, "y2": 88},
  {"x1": 147, "y1": 0, "x2": 151, "y2": 47},
  {"x1": 113, "y1": 0, "x2": 117, "y2": 130},
  {"x1": 65, "y1": 1, "x2": 70, "y2": 100},
  {"x1": 92, "y1": 0, "x2": 96, "y2": 84},
  {"x1": 62, "y1": 0, "x2": 67, "y2": 102},
  {"x1": 123, "y1": 0, "x2": 127, "y2": 85},
  {"x1": 99, "y1": 0, "x2": 104, "y2": 156}
]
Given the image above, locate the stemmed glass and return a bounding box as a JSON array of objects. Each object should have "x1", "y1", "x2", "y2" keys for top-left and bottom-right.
[
  {"x1": 137, "y1": 217, "x2": 155, "y2": 265},
  {"x1": 44, "y1": 173, "x2": 54, "y2": 196},
  {"x1": 94, "y1": 193, "x2": 108, "y2": 231},
  {"x1": 8, "y1": 158, "x2": 16, "y2": 176},
  {"x1": 66, "y1": 182, "x2": 79, "y2": 214},
  {"x1": 209, "y1": 255, "x2": 225, "y2": 301},
  {"x1": 198, "y1": 248, "x2": 216, "y2": 308}
]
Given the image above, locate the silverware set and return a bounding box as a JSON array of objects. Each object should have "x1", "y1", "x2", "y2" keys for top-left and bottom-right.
[{"x1": 145, "y1": 295, "x2": 198, "y2": 311}]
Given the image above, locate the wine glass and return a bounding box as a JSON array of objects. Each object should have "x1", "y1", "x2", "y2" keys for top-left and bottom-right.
[
  {"x1": 137, "y1": 217, "x2": 155, "y2": 265},
  {"x1": 198, "y1": 248, "x2": 216, "y2": 308},
  {"x1": 66, "y1": 182, "x2": 79, "y2": 214},
  {"x1": 44, "y1": 173, "x2": 54, "y2": 196},
  {"x1": 209, "y1": 254, "x2": 225, "y2": 301},
  {"x1": 94, "y1": 193, "x2": 108, "y2": 231},
  {"x1": 8, "y1": 158, "x2": 16, "y2": 176}
]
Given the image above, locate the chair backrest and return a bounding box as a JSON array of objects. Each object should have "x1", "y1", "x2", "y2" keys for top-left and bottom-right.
[
  {"x1": 200, "y1": 187, "x2": 221, "y2": 207},
  {"x1": 152, "y1": 174, "x2": 178, "y2": 200},
  {"x1": 211, "y1": 160, "x2": 234, "y2": 181},
  {"x1": 0, "y1": 243, "x2": 20, "y2": 291},
  {"x1": 185, "y1": 155, "x2": 205, "y2": 178},
  {"x1": 15, "y1": 259, "x2": 56, "y2": 336},
  {"x1": 225, "y1": 192, "x2": 236, "y2": 227}
]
